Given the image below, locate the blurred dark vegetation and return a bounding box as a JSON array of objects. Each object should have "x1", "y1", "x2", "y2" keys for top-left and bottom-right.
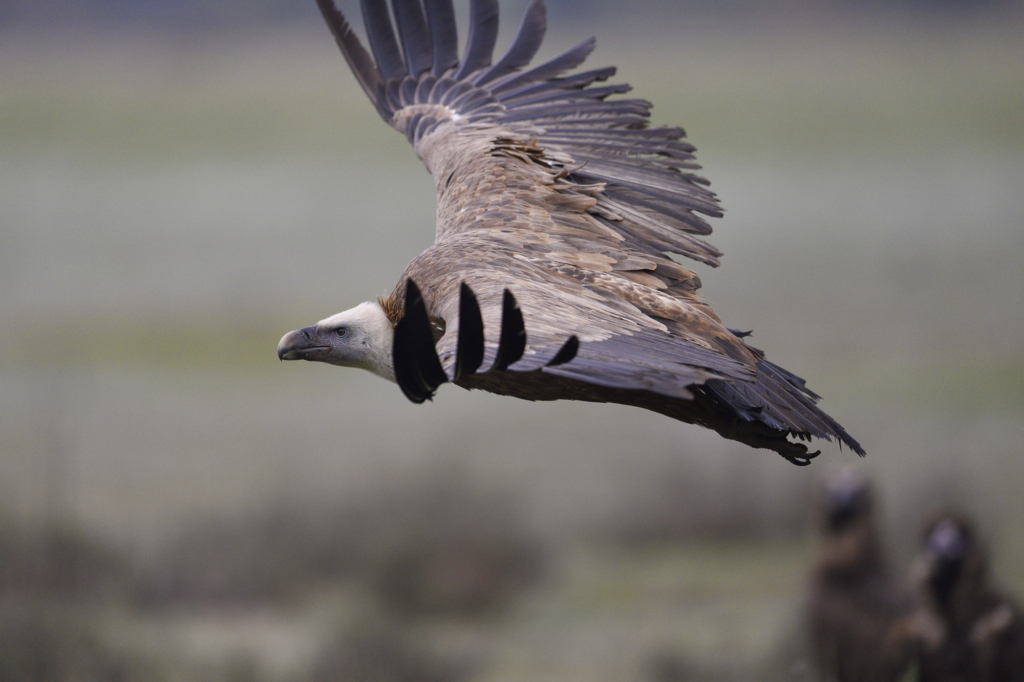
[
  {"x1": 0, "y1": 469, "x2": 996, "y2": 680},
  {"x1": 0, "y1": 479, "x2": 551, "y2": 680}
]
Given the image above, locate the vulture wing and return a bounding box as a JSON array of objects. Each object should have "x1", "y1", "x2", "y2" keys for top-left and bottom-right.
[{"x1": 315, "y1": 0, "x2": 863, "y2": 462}]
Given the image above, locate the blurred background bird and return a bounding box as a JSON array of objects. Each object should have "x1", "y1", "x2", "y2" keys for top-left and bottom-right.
[
  {"x1": 805, "y1": 467, "x2": 916, "y2": 681},
  {"x1": 911, "y1": 513, "x2": 1024, "y2": 682}
]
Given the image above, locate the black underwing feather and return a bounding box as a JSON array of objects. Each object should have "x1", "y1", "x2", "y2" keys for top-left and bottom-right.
[
  {"x1": 547, "y1": 336, "x2": 579, "y2": 366},
  {"x1": 474, "y1": 0, "x2": 546, "y2": 86},
  {"x1": 392, "y1": 0, "x2": 434, "y2": 76},
  {"x1": 454, "y1": 0, "x2": 500, "y2": 80},
  {"x1": 424, "y1": 0, "x2": 459, "y2": 76},
  {"x1": 360, "y1": 0, "x2": 408, "y2": 81},
  {"x1": 491, "y1": 290, "x2": 527, "y2": 372},
  {"x1": 393, "y1": 280, "x2": 449, "y2": 403},
  {"x1": 453, "y1": 283, "x2": 485, "y2": 380}
]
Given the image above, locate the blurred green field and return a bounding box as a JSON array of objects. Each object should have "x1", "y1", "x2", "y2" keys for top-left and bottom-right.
[{"x1": 0, "y1": 9, "x2": 1023, "y2": 680}]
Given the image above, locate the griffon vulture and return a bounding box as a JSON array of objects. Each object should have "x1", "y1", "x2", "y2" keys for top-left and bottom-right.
[
  {"x1": 911, "y1": 514, "x2": 1024, "y2": 682},
  {"x1": 806, "y1": 468, "x2": 916, "y2": 681},
  {"x1": 277, "y1": 0, "x2": 863, "y2": 464}
]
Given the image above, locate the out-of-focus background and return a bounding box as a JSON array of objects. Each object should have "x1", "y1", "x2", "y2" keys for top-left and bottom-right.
[{"x1": 1, "y1": 0, "x2": 1022, "y2": 679}]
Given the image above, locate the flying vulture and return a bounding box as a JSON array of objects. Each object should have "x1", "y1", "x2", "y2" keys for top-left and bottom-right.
[
  {"x1": 277, "y1": 0, "x2": 864, "y2": 464},
  {"x1": 806, "y1": 468, "x2": 917, "y2": 681}
]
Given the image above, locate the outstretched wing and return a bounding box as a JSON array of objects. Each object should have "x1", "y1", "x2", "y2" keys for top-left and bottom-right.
[
  {"x1": 315, "y1": 0, "x2": 721, "y2": 266},
  {"x1": 315, "y1": 0, "x2": 863, "y2": 459}
]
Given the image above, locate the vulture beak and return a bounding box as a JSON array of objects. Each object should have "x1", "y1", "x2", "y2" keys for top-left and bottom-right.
[{"x1": 277, "y1": 326, "x2": 327, "y2": 361}]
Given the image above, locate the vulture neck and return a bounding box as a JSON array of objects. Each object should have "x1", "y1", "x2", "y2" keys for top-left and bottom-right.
[{"x1": 355, "y1": 300, "x2": 396, "y2": 383}]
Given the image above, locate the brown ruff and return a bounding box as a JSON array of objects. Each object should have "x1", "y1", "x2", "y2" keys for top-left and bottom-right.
[{"x1": 377, "y1": 292, "x2": 403, "y2": 327}]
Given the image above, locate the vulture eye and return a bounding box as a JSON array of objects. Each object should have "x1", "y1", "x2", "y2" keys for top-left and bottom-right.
[{"x1": 335, "y1": 327, "x2": 348, "y2": 338}]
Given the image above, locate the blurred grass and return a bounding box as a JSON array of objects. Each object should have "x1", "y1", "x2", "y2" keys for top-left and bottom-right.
[{"x1": 1, "y1": 22, "x2": 1021, "y2": 163}]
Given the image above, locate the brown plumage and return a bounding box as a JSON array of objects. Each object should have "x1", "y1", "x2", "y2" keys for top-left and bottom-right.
[
  {"x1": 806, "y1": 468, "x2": 916, "y2": 681},
  {"x1": 911, "y1": 514, "x2": 1024, "y2": 682},
  {"x1": 278, "y1": 0, "x2": 864, "y2": 464}
]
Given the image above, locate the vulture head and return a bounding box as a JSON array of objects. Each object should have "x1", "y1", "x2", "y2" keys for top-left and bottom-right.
[
  {"x1": 920, "y1": 514, "x2": 985, "y2": 610},
  {"x1": 821, "y1": 466, "x2": 874, "y2": 533},
  {"x1": 277, "y1": 302, "x2": 396, "y2": 382},
  {"x1": 814, "y1": 467, "x2": 884, "y2": 576}
]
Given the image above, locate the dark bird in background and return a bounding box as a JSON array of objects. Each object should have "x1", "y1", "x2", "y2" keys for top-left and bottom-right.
[
  {"x1": 911, "y1": 513, "x2": 1024, "y2": 682},
  {"x1": 806, "y1": 468, "x2": 916, "y2": 681},
  {"x1": 277, "y1": 0, "x2": 863, "y2": 464}
]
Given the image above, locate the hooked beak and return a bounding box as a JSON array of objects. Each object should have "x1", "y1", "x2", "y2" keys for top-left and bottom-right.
[{"x1": 277, "y1": 326, "x2": 328, "y2": 361}]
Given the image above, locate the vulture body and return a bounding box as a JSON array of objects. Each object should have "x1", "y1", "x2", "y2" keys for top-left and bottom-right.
[
  {"x1": 806, "y1": 469, "x2": 916, "y2": 681},
  {"x1": 277, "y1": 0, "x2": 863, "y2": 463},
  {"x1": 911, "y1": 514, "x2": 1024, "y2": 682}
]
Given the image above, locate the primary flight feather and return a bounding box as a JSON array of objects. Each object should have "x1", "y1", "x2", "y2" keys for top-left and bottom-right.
[{"x1": 277, "y1": 0, "x2": 863, "y2": 465}]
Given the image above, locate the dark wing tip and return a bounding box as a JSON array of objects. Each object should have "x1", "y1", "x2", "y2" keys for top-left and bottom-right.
[{"x1": 315, "y1": 0, "x2": 386, "y2": 115}]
